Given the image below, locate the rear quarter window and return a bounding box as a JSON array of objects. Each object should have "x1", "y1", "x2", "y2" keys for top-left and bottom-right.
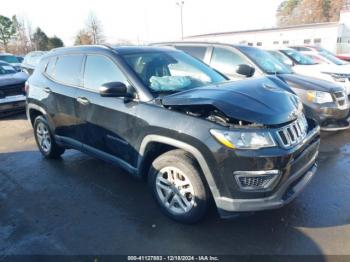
[
  {"x1": 45, "y1": 56, "x2": 57, "y2": 77},
  {"x1": 51, "y1": 55, "x2": 84, "y2": 86}
]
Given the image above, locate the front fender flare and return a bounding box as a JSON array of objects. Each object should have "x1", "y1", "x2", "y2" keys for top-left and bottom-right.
[{"x1": 138, "y1": 134, "x2": 221, "y2": 200}]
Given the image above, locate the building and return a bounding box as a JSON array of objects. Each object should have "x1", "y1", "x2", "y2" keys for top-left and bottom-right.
[{"x1": 185, "y1": 0, "x2": 350, "y2": 54}]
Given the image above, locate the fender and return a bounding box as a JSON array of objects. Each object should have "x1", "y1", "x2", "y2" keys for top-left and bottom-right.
[
  {"x1": 138, "y1": 134, "x2": 221, "y2": 200},
  {"x1": 26, "y1": 103, "x2": 55, "y2": 131}
]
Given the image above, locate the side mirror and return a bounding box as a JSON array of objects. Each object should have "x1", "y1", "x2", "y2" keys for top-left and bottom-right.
[
  {"x1": 99, "y1": 82, "x2": 133, "y2": 98},
  {"x1": 235, "y1": 64, "x2": 255, "y2": 77},
  {"x1": 284, "y1": 59, "x2": 295, "y2": 67}
]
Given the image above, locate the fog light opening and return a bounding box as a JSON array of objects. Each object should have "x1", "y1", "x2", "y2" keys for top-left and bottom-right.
[{"x1": 234, "y1": 170, "x2": 281, "y2": 192}]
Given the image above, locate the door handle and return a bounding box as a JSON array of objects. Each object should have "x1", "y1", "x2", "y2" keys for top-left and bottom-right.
[
  {"x1": 76, "y1": 97, "x2": 90, "y2": 105},
  {"x1": 43, "y1": 87, "x2": 52, "y2": 93}
]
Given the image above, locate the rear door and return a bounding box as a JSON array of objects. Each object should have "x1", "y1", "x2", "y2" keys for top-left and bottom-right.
[
  {"x1": 75, "y1": 54, "x2": 139, "y2": 164},
  {"x1": 44, "y1": 54, "x2": 84, "y2": 143}
]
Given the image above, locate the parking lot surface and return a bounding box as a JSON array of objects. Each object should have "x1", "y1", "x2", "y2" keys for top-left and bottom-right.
[{"x1": 0, "y1": 113, "x2": 350, "y2": 256}]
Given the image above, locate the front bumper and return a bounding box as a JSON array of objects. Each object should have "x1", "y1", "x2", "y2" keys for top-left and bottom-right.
[
  {"x1": 217, "y1": 153, "x2": 317, "y2": 218},
  {"x1": 303, "y1": 102, "x2": 350, "y2": 131},
  {"x1": 0, "y1": 95, "x2": 26, "y2": 113},
  {"x1": 210, "y1": 122, "x2": 320, "y2": 218}
]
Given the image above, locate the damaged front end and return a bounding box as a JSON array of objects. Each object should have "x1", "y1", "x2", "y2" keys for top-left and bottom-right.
[
  {"x1": 160, "y1": 77, "x2": 320, "y2": 212},
  {"x1": 161, "y1": 77, "x2": 317, "y2": 150},
  {"x1": 165, "y1": 104, "x2": 265, "y2": 128},
  {"x1": 161, "y1": 77, "x2": 303, "y2": 126}
]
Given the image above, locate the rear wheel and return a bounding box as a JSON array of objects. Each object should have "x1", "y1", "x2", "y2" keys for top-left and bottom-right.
[
  {"x1": 148, "y1": 149, "x2": 209, "y2": 223},
  {"x1": 34, "y1": 116, "x2": 65, "y2": 159}
]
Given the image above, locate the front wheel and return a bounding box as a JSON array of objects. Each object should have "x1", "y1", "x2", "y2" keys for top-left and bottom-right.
[
  {"x1": 34, "y1": 116, "x2": 65, "y2": 159},
  {"x1": 148, "y1": 149, "x2": 210, "y2": 223}
]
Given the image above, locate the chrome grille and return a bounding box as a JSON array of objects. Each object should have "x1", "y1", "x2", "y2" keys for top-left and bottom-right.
[
  {"x1": 276, "y1": 115, "x2": 308, "y2": 148},
  {"x1": 333, "y1": 91, "x2": 348, "y2": 109},
  {"x1": 0, "y1": 84, "x2": 25, "y2": 98}
]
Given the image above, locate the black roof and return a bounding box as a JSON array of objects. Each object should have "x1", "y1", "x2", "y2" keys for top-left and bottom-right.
[
  {"x1": 48, "y1": 45, "x2": 177, "y2": 56},
  {"x1": 154, "y1": 41, "x2": 254, "y2": 50},
  {"x1": 113, "y1": 46, "x2": 176, "y2": 54}
]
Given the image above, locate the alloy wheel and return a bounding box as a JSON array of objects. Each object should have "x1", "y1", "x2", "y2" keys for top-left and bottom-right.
[
  {"x1": 155, "y1": 166, "x2": 195, "y2": 214},
  {"x1": 36, "y1": 122, "x2": 51, "y2": 153}
]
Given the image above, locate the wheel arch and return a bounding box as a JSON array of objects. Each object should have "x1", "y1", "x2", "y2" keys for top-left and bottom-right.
[
  {"x1": 26, "y1": 103, "x2": 53, "y2": 128},
  {"x1": 137, "y1": 135, "x2": 220, "y2": 200}
]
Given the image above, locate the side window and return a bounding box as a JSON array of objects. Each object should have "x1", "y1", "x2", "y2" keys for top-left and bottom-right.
[
  {"x1": 83, "y1": 55, "x2": 128, "y2": 91},
  {"x1": 46, "y1": 56, "x2": 57, "y2": 77},
  {"x1": 175, "y1": 46, "x2": 207, "y2": 60},
  {"x1": 210, "y1": 47, "x2": 247, "y2": 76},
  {"x1": 54, "y1": 55, "x2": 84, "y2": 86}
]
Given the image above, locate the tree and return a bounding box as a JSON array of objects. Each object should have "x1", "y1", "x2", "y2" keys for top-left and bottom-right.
[
  {"x1": 48, "y1": 36, "x2": 64, "y2": 49},
  {"x1": 0, "y1": 15, "x2": 16, "y2": 52},
  {"x1": 12, "y1": 15, "x2": 30, "y2": 54},
  {"x1": 85, "y1": 12, "x2": 104, "y2": 44},
  {"x1": 32, "y1": 27, "x2": 48, "y2": 50},
  {"x1": 74, "y1": 29, "x2": 93, "y2": 45},
  {"x1": 276, "y1": 0, "x2": 343, "y2": 26},
  {"x1": 25, "y1": 20, "x2": 35, "y2": 51}
]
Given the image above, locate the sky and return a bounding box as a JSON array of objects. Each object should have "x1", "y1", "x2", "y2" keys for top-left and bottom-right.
[{"x1": 2, "y1": 0, "x2": 283, "y2": 46}]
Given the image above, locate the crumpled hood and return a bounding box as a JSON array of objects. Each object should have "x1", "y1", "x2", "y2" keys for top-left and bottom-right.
[
  {"x1": 278, "y1": 73, "x2": 344, "y2": 93},
  {"x1": 162, "y1": 76, "x2": 302, "y2": 125},
  {"x1": 0, "y1": 72, "x2": 28, "y2": 88}
]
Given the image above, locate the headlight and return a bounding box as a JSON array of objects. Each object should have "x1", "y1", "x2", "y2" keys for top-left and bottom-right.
[
  {"x1": 332, "y1": 75, "x2": 347, "y2": 83},
  {"x1": 306, "y1": 90, "x2": 333, "y2": 104},
  {"x1": 343, "y1": 85, "x2": 350, "y2": 95},
  {"x1": 332, "y1": 76, "x2": 347, "y2": 83},
  {"x1": 322, "y1": 72, "x2": 348, "y2": 83},
  {"x1": 210, "y1": 129, "x2": 276, "y2": 149}
]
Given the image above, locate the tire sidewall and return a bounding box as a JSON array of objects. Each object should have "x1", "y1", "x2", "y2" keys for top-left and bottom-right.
[
  {"x1": 34, "y1": 116, "x2": 54, "y2": 157},
  {"x1": 149, "y1": 152, "x2": 208, "y2": 223}
]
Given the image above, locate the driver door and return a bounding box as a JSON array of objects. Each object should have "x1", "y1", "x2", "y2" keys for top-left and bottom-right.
[{"x1": 75, "y1": 54, "x2": 139, "y2": 164}]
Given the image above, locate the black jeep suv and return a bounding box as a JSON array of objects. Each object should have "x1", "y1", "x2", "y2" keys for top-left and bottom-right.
[{"x1": 26, "y1": 45, "x2": 320, "y2": 223}]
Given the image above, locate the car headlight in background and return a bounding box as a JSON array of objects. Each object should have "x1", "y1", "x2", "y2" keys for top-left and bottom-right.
[
  {"x1": 306, "y1": 90, "x2": 333, "y2": 104},
  {"x1": 322, "y1": 72, "x2": 349, "y2": 83},
  {"x1": 210, "y1": 129, "x2": 276, "y2": 149},
  {"x1": 332, "y1": 75, "x2": 347, "y2": 83}
]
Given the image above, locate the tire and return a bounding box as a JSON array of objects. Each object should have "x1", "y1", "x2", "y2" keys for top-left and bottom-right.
[
  {"x1": 148, "y1": 149, "x2": 210, "y2": 223},
  {"x1": 33, "y1": 115, "x2": 65, "y2": 159}
]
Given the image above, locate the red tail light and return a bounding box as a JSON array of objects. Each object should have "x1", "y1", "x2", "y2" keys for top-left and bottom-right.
[{"x1": 24, "y1": 81, "x2": 29, "y2": 94}]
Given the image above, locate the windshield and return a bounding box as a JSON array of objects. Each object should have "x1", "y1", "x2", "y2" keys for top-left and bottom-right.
[
  {"x1": 0, "y1": 55, "x2": 19, "y2": 64},
  {"x1": 268, "y1": 50, "x2": 294, "y2": 66},
  {"x1": 121, "y1": 51, "x2": 226, "y2": 93},
  {"x1": 0, "y1": 64, "x2": 16, "y2": 75},
  {"x1": 319, "y1": 52, "x2": 348, "y2": 65},
  {"x1": 24, "y1": 52, "x2": 46, "y2": 67},
  {"x1": 281, "y1": 49, "x2": 317, "y2": 65},
  {"x1": 237, "y1": 46, "x2": 293, "y2": 74},
  {"x1": 314, "y1": 46, "x2": 335, "y2": 56}
]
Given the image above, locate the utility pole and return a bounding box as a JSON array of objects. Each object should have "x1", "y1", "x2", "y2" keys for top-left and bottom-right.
[{"x1": 176, "y1": 0, "x2": 184, "y2": 40}]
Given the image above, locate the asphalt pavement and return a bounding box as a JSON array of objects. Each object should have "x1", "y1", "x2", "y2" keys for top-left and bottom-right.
[{"x1": 0, "y1": 113, "x2": 349, "y2": 256}]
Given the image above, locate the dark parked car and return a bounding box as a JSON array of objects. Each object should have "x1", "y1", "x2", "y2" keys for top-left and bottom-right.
[
  {"x1": 27, "y1": 45, "x2": 320, "y2": 223},
  {"x1": 21, "y1": 51, "x2": 47, "y2": 76},
  {"x1": 0, "y1": 61, "x2": 28, "y2": 114},
  {"x1": 155, "y1": 42, "x2": 350, "y2": 131},
  {"x1": 289, "y1": 45, "x2": 350, "y2": 62},
  {"x1": 0, "y1": 53, "x2": 22, "y2": 72},
  {"x1": 16, "y1": 56, "x2": 24, "y2": 63}
]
